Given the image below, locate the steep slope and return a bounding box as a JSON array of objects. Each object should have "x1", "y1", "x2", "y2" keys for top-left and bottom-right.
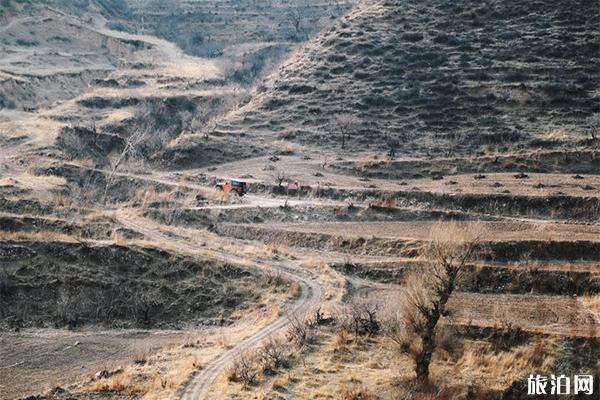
[{"x1": 219, "y1": 0, "x2": 600, "y2": 156}]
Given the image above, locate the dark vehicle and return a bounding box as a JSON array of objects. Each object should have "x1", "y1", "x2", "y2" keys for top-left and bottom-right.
[{"x1": 215, "y1": 180, "x2": 248, "y2": 196}]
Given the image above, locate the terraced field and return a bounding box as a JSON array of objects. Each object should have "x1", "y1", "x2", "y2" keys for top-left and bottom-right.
[{"x1": 1, "y1": 0, "x2": 599, "y2": 399}]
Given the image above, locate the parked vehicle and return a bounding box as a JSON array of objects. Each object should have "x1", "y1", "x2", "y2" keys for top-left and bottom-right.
[{"x1": 215, "y1": 180, "x2": 248, "y2": 196}]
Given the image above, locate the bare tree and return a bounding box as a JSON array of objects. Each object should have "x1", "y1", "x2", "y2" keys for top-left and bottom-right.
[
  {"x1": 287, "y1": 5, "x2": 307, "y2": 39},
  {"x1": 134, "y1": 288, "x2": 162, "y2": 325},
  {"x1": 332, "y1": 113, "x2": 360, "y2": 150},
  {"x1": 102, "y1": 102, "x2": 195, "y2": 203},
  {"x1": 384, "y1": 223, "x2": 479, "y2": 386},
  {"x1": 274, "y1": 170, "x2": 288, "y2": 187},
  {"x1": 321, "y1": 156, "x2": 330, "y2": 169},
  {"x1": 588, "y1": 113, "x2": 600, "y2": 141},
  {"x1": 386, "y1": 136, "x2": 399, "y2": 159},
  {"x1": 102, "y1": 126, "x2": 150, "y2": 203}
]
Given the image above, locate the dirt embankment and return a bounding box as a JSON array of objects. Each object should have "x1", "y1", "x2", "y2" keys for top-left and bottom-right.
[
  {"x1": 333, "y1": 260, "x2": 600, "y2": 296},
  {"x1": 0, "y1": 214, "x2": 142, "y2": 241},
  {"x1": 462, "y1": 264, "x2": 600, "y2": 296},
  {"x1": 144, "y1": 203, "x2": 483, "y2": 229},
  {"x1": 331, "y1": 150, "x2": 600, "y2": 179},
  {"x1": 217, "y1": 223, "x2": 600, "y2": 261},
  {"x1": 246, "y1": 182, "x2": 600, "y2": 222},
  {"x1": 38, "y1": 164, "x2": 182, "y2": 204},
  {"x1": 0, "y1": 241, "x2": 276, "y2": 330},
  {"x1": 0, "y1": 198, "x2": 55, "y2": 216}
]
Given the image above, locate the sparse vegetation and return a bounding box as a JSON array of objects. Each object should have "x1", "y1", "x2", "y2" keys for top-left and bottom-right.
[{"x1": 1, "y1": 0, "x2": 599, "y2": 399}]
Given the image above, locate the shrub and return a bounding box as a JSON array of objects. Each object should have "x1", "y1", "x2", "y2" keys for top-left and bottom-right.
[
  {"x1": 227, "y1": 351, "x2": 258, "y2": 385},
  {"x1": 286, "y1": 314, "x2": 313, "y2": 347},
  {"x1": 488, "y1": 321, "x2": 529, "y2": 352},
  {"x1": 401, "y1": 32, "x2": 424, "y2": 42},
  {"x1": 338, "y1": 301, "x2": 380, "y2": 338},
  {"x1": 256, "y1": 337, "x2": 288, "y2": 374}
]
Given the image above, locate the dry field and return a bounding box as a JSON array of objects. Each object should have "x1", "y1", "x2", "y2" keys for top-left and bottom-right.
[{"x1": 0, "y1": 0, "x2": 599, "y2": 399}]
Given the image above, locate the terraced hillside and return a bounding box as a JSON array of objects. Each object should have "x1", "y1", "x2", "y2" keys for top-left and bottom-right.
[
  {"x1": 128, "y1": 0, "x2": 352, "y2": 60},
  {"x1": 219, "y1": 0, "x2": 600, "y2": 156},
  {"x1": 1, "y1": 0, "x2": 599, "y2": 399}
]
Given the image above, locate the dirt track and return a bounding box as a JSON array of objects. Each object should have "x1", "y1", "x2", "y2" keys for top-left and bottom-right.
[{"x1": 115, "y1": 213, "x2": 324, "y2": 400}]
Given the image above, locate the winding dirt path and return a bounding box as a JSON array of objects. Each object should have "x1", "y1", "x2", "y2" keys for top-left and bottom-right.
[{"x1": 115, "y1": 213, "x2": 323, "y2": 400}]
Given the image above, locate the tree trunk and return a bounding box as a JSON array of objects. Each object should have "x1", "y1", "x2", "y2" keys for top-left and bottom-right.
[{"x1": 415, "y1": 310, "x2": 439, "y2": 385}]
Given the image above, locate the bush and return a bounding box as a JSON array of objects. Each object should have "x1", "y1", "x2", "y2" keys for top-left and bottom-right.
[
  {"x1": 0, "y1": 270, "x2": 15, "y2": 317},
  {"x1": 256, "y1": 337, "x2": 288, "y2": 374},
  {"x1": 338, "y1": 301, "x2": 380, "y2": 337},
  {"x1": 488, "y1": 321, "x2": 529, "y2": 352},
  {"x1": 401, "y1": 32, "x2": 424, "y2": 42},
  {"x1": 227, "y1": 351, "x2": 258, "y2": 385},
  {"x1": 286, "y1": 314, "x2": 314, "y2": 347}
]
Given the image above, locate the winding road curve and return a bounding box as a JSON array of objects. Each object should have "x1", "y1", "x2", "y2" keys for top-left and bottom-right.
[{"x1": 116, "y1": 214, "x2": 323, "y2": 400}]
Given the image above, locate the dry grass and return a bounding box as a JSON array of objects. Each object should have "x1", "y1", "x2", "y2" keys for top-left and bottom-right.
[
  {"x1": 333, "y1": 329, "x2": 351, "y2": 354},
  {"x1": 341, "y1": 384, "x2": 379, "y2": 400},
  {"x1": 91, "y1": 371, "x2": 142, "y2": 394},
  {"x1": 445, "y1": 338, "x2": 558, "y2": 391},
  {"x1": 289, "y1": 281, "x2": 302, "y2": 298},
  {"x1": 271, "y1": 375, "x2": 290, "y2": 391},
  {"x1": 0, "y1": 230, "x2": 78, "y2": 243},
  {"x1": 131, "y1": 351, "x2": 150, "y2": 365},
  {"x1": 87, "y1": 341, "x2": 204, "y2": 399},
  {"x1": 132, "y1": 187, "x2": 175, "y2": 209},
  {"x1": 202, "y1": 187, "x2": 243, "y2": 205},
  {"x1": 109, "y1": 228, "x2": 126, "y2": 244},
  {"x1": 303, "y1": 256, "x2": 346, "y2": 304},
  {"x1": 543, "y1": 128, "x2": 574, "y2": 142},
  {"x1": 368, "y1": 197, "x2": 397, "y2": 209},
  {"x1": 50, "y1": 193, "x2": 77, "y2": 208},
  {"x1": 583, "y1": 295, "x2": 600, "y2": 319}
]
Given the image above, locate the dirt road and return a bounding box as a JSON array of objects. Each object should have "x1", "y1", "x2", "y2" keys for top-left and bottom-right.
[{"x1": 115, "y1": 214, "x2": 323, "y2": 400}]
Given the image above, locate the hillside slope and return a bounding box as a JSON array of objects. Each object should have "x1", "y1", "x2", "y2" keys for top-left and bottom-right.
[{"x1": 218, "y1": 0, "x2": 600, "y2": 156}]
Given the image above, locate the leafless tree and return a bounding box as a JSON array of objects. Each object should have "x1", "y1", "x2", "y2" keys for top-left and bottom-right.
[
  {"x1": 588, "y1": 113, "x2": 600, "y2": 141},
  {"x1": 287, "y1": 5, "x2": 307, "y2": 39},
  {"x1": 386, "y1": 136, "x2": 399, "y2": 159},
  {"x1": 384, "y1": 222, "x2": 479, "y2": 386},
  {"x1": 133, "y1": 288, "x2": 162, "y2": 324},
  {"x1": 332, "y1": 113, "x2": 360, "y2": 150},
  {"x1": 102, "y1": 126, "x2": 150, "y2": 203},
  {"x1": 274, "y1": 170, "x2": 288, "y2": 187}
]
